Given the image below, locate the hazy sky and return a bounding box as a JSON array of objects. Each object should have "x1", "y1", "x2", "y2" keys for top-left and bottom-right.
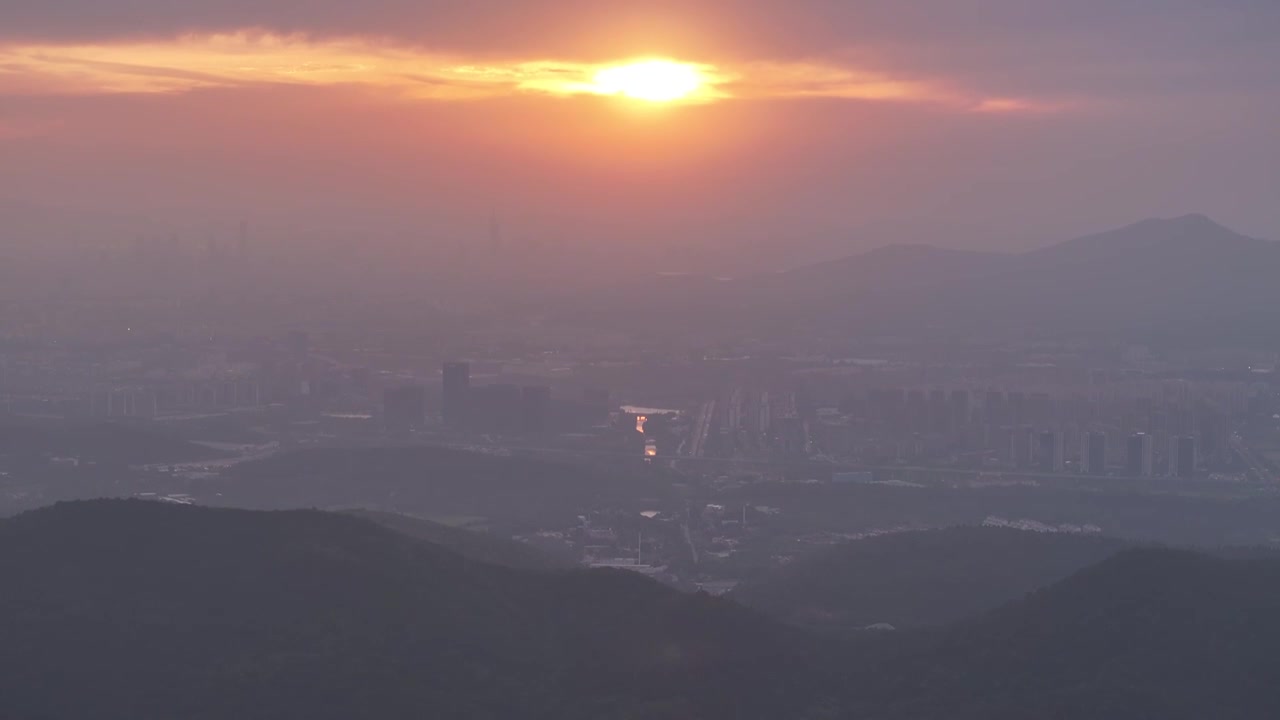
[{"x1": 1, "y1": 0, "x2": 1278, "y2": 268}]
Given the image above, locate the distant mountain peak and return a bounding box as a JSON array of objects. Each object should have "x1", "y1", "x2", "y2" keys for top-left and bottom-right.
[
  {"x1": 1029, "y1": 213, "x2": 1265, "y2": 265},
  {"x1": 1131, "y1": 212, "x2": 1236, "y2": 235}
]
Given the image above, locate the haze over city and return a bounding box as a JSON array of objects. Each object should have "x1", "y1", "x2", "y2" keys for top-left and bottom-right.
[
  {"x1": 3, "y1": 0, "x2": 1279, "y2": 273},
  {"x1": 5, "y1": 2, "x2": 1280, "y2": 719}
]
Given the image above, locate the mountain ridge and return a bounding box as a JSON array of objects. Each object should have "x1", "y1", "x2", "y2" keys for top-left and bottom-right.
[
  {"x1": 7, "y1": 500, "x2": 1280, "y2": 718},
  {"x1": 730, "y1": 213, "x2": 1280, "y2": 343},
  {"x1": 730, "y1": 526, "x2": 1129, "y2": 630},
  {"x1": 0, "y1": 499, "x2": 806, "y2": 720}
]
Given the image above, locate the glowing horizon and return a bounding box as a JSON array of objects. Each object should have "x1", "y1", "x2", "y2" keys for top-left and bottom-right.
[{"x1": 0, "y1": 31, "x2": 1050, "y2": 113}]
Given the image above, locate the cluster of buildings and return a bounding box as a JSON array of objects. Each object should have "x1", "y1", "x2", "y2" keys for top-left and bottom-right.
[
  {"x1": 686, "y1": 387, "x2": 807, "y2": 459},
  {"x1": 807, "y1": 379, "x2": 1242, "y2": 478},
  {"x1": 381, "y1": 361, "x2": 612, "y2": 436}
]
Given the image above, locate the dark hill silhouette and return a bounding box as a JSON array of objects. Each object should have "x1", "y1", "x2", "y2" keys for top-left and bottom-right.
[
  {"x1": 964, "y1": 214, "x2": 1280, "y2": 337},
  {"x1": 731, "y1": 526, "x2": 1128, "y2": 630},
  {"x1": 0, "y1": 500, "x2": 804, "y2": 720},
  {"x1": 8, "y1": 501, "x2": 1280, "y2": 719},
  {"x1": 1024, "y1": 213, "x2": 1269, "y2": 265},
  {"x1": 855, "y1": 548, "x2": 1280, "y2": 719}
]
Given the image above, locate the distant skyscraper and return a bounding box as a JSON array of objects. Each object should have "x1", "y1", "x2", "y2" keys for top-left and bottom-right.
[
  {"x1": 1127, "y1": 433, "x2": 1154, "y2": 477},
  {"x1": 773, "y1": 416, "x2": 807, "y2": 457},
  {"x1": 1012, "y1": 425, "x2": 1035, "y2": 468},
  {"x1": 1174, "y1": 436, "x2": 1196, "y2": 478},
  {"x1": 1084, "y1": 432, "x2": 1107, "y2": 475},
  {"x1": 442, "y1": 361, "x2": 470, "y2": 429},
  {"x1": 383, "y1": 386, "x2": 427, "y2": 433},
  {"x1": 1039, "y1": 431, "x2": 1065, "y2": 473},
  {"x1": 1126, "y1": 434, "x2": 1144, "y2": 477},
  {"x1": 582, "y1": 388, "x2": 611, "y2": 425},
  {"x1": 1142, "y1": 433, "x2": 1155, "y2": 477}
]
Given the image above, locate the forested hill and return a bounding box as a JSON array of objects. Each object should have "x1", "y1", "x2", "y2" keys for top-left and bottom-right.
[
  {"x1": 0, "y1": 500, "x2": 811, "y2": 720},
  {"x1": 851, "y1": 548, "x2": 1280, "y2": 719},
  {"x1": 5, "y1": 500, "x2": 1280, "y2": 719},
  {"x1": 731, "y1": 526, "x2": 1129, "y2": 629}
]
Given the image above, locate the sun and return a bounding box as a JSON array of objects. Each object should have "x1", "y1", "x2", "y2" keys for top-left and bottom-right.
[{"x1": 591, "y1": 60, "x2": 704, "y2": 103}]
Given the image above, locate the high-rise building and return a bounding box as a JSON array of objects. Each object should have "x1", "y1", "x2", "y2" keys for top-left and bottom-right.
[
  {"x1": 1126, "y1": 434, "x2": 1144, "y2": 476},
  {"x1": 756, "y1": 391, "x2": 773, "y2": 439},
  {"x1": 1126, "y1": 432, "x2": 1154, "y2": 477},
  {"x1": 442, "y1": 361, "x2": 471, "y2": 429},
  {"x1": 773, "y1": 416, "x2": 807, "y2": 458},
  {"x1": 1174, "y1": 436, "x2": 1196, "y2": 478},
  {"x1": 1197, "y1": 410, "x2": 1229, "y2": 466},
  {"x1": 1142, "y1": 433, "x2": 1155, "y2": 477},
  {"x1": 582, "y1": 388, "x2": 611, "y2": 425},
  {"x1": 1012, "y1": 425, "x2": 1035, "y2": 468},
  {"x1": 1083, "y1": 431, "x2": 1107, "y2": 475},
  {"x1": 1039, "y1": 430, "x2": 1065, "y2": 473},
  {"x1": 383, "y1": 386, "x2": 427, "y2": 433}
]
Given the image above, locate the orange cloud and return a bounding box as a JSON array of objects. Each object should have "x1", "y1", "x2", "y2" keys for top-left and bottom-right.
[{"x1": 0, "y1": 31, "x2": 1054, "y2": 113}]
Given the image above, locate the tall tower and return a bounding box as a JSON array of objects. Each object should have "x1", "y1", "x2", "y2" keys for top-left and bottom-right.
[
  {"x1": 1174, "y1": 436, "x2": 1196, "y2": 478},
  {"x1": 488, "y1": 212, "x2": 503, "y2": 255}
]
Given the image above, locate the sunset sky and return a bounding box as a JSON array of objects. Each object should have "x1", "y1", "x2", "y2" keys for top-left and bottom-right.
[{"x1": 2, "y1": 0, "x2": 1278, "y2": 268}]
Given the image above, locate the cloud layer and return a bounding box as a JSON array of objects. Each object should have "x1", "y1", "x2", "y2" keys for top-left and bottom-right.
[
  {"x1": 0, "y1": 0, "x2": 1277, "y2": 263},
  {"x1": 5, "y1": 0, "x2": 1277, "y2": 107},
  {"x1": 2, "y1": 31, "x2": 1033, "y2": 112}
]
